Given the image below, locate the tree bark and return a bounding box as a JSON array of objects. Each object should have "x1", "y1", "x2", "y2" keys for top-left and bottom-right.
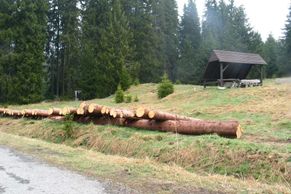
[
  {"x1": 125, "y1": 119, "x2": 242, "y2": 138},
  {"x1": 48, "y1": 108, "x2": 62, "y2": 116},
  {"x1": 148, "y1": 110, "x2": 198, "y2": 121}
]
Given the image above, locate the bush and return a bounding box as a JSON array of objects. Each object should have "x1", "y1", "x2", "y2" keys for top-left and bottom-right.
[
  {"x1": 115, "y1": 85, "x2": 124, "y2": 103},
  {"x1": 133, "y1": 78, "x2": 140, "y2": 86},
  {"x1": 158, "y1": 74, "x2": 174, "y2": 99},
  {"x1": 124, "y1": 94, "x2": 132, "y2": 103},
  {"x1": 63, "y1": 114, "x2": 74, "y2": 138},
  {"x1": 134, "y1": 95, "x2": 139, "y2": 102}
]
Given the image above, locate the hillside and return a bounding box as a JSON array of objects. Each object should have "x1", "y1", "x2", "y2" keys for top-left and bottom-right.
[{"x1": 0, "y1": 79, "x2": 290, "y2": 193}]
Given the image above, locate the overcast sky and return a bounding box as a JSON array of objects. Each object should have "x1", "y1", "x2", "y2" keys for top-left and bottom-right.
[{"x1": 177, "y1": 0, "x2": 290, "y2": 41}]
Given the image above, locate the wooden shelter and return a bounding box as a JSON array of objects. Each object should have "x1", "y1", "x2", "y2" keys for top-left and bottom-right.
[{"x1": 203, "y1": 50, "x2": 267, "y2": 88}]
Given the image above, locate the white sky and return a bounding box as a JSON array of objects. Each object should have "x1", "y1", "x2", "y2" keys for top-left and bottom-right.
[{"x1": 177, "y1": 0, "x2": 290, "y2": 41}]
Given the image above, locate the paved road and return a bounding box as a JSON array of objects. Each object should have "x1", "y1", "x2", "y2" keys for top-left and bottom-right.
[{"x1": 0, "y1": 146, "x2": 106, "y2": 194}]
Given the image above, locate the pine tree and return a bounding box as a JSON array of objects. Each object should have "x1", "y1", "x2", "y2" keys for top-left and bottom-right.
[
  {"x1": 282, "y1": 2, "x2": 291, "y2": 75},
  {"x1": 153, "y1": 0, "x2": 179, "y2": 81},
  {"x1": 121, "y1": 0, "x2": 162, "y2": 83},
  {"x1": 177, "y1": 0, "x2": 202, "y2": 84},
  {"x1": 80, "y1": 0, "x2": 133, "y2": 99},
  {"x1": 46, "y1": 0, "x2": 80, "y2": 98},
  {"x1": 263, "y1": 34, "x2": 279, "y2": 78},
  {"x1": 0, "y1": 0, "x2": 47, "y2": 104},
  {"x1": 0, "y1": 0, "x2": 15, "y2": 103}
]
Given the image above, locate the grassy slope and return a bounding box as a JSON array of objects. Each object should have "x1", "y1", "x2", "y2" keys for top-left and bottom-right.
[
  {"x1": 0, "y1": 79, "x2": 290, "y2": 191},
  {"x1": 0, "y1": 132, "x2": 289, "y2": 194}
]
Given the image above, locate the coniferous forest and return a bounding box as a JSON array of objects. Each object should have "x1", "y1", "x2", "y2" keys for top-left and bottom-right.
[{"x1": 0, "y1": 0, "x2": 291, "y2": 104}]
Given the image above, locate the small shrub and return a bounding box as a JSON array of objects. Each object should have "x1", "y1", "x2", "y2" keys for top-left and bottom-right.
[
  {"x1": 175, "y1": 80, "x2": 182, "y2": 84},
  {"x1": 158, "y1": 74, "x2": 174, "y2": 99},
  {"x1": 62, "y1": 114, "x2": 74, "y2": 138},
  {"x1": 115, "y1": 85, "x2": 124, "y2": 103},
  {"x1": 133, "y1": 78, "x2": 140, "y2": 86},
  {"x1": 124, "y1": 94, "x2": 132, "y2": 103},
  {"x1": 134, "y1": 95, "x2": 139, "y2": 102}
]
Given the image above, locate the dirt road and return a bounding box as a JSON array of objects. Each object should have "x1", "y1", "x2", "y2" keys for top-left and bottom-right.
[{"x1": 0, "y1": 146, "x2": 106, "y2": 194}]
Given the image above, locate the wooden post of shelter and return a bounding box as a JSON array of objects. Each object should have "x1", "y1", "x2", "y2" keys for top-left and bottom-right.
[{"x1": 220, "y1": 63, "x2": 224, "y2": 87}]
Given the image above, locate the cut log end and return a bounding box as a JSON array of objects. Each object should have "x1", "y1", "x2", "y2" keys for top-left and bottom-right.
[
  {"x1": 136, "y1": 107, "x2": 145, "y2": 118},
  {"x1": 236, "y1": 125, "x2": 243, "y2": 139},
  {"x1": 148, "y1": 111, "x2": 155, "y2": 119},
  {"x1": 77, "y1": 108, "x2": 85, "y2": 115},
  {"x1": 48, "y1": 108, "x2": 53, "y2": 115},
  {"x1": 101, "y1": 107, "x2": 107, "y2": 114},
  {"x1": 88, "y1": 104, "x2": 96, "y2": 113},
  {"x1": 79, "y1": 101, "x2": 88, "y2": 109}
]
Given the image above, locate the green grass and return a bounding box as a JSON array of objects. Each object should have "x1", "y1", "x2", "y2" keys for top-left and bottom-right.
[
  {"x1": 1, "y1": 79, "x2": 291, "y2": 186},
  {"x1": 0, "y1": 132, "x2": 290, "y2": 194}
]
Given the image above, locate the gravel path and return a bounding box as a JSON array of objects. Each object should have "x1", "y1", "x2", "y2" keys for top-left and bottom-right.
[{"x1": 0, "y1": 146, "x2": 106, "y2": 194}]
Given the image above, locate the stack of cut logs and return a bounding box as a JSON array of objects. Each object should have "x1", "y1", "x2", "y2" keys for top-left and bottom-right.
[{"x1": 0, "y1": 103, "x2": 243, "y2": 138}]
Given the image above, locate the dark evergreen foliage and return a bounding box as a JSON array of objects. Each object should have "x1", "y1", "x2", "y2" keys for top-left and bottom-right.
[
  {"x1": 0, "y1": 0, "x2": 289, "y2": 104},
  {"x1": 0, "y1": 0, "x2": 47, "y2": 104},
  {"x1": 177, "y1": 0, "x2": 202, "y2": 84}
]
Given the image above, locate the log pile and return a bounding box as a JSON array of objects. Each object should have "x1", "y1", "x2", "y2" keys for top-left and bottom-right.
[{"x1": 0, "y1": 103, "x2": 243, "y2": 138}]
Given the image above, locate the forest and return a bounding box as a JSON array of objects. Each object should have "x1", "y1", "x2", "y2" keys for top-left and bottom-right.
[{"x1": 0, "y1": 0, "x2": 291, "y2": 104}]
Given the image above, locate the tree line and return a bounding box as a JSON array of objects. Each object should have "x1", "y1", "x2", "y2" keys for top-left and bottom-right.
[{"x1": 0, "y1": 0, "x2": 291, "y2": 104}]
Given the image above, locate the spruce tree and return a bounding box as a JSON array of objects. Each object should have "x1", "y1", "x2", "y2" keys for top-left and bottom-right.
[
  {"x1": 0, "y1": 0, "x2": 47, "y2": 104},
  {"x1": 178, "y1": 0, "x2": 202, "y2": 84},
  {"x1": 263, "y1": 34, "x2": 279, "y2": 78},
  {"x1": 153, "y1": 0, "x2": 179, "y2": 81},
  {"x1": 80, "y1": 0, "x2": 133, "y2": 99},
  {"x1": 282, "y1": 2, "x2": 291, "y2": 75},
  {"x1": 121, "y1": 0, "x2": 162, "y2": 83},
  {"x1": 46, "y1": 0, "x2": 80, "y2": 98}
]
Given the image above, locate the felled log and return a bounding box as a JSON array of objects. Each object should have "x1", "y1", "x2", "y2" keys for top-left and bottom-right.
[
  {"x1": 49, "y1": 116, "x2": 65, "y2": 121},
  {"x1": 108, "y1": 108, "x2": 136, "y2": 119},
  {"x1": 34, "y1": 110, "x2": 50, "y2": 117},
  {"x1": 0, "y1": 108, "x2": 5, "y2": 114},
  {"x1": 23, "y1": 109, "x2": 34, "y2": 117},
  {"x1": 135, "y1": 107, "x2": 151, "y2": 119},
  {"x1": 77, "y1": 105, "x2": 89, "y2": 115},
  {"x1": 79, "y1": 101, "x2": 89, "y2": 109},
  {"x1": 62, "y1": 107, "x2": 77, "y2": 115},
  {"x1": 148, "y1": 110, "x2": 197, "y2": 121},
  {"x1": 125, "y1": 119, "x2": 242, "y2": 138},
  {"x1": 48, "y1": 108, "x2": 62, "y2": 116},
  {"x1": 88, "y1": 104, "x2": 103, "y2": 115}
]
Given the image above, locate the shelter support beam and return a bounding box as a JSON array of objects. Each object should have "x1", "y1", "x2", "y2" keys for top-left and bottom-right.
[
  {"x1": 220, "y1": 63, "x2": 224, "y2": 87},
  {"x1": 260, "y1": 65, "x2": 263, "y2": 86}
]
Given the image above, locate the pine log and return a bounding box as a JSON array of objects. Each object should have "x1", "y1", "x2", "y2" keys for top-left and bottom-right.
[
  {"x1": 101, "y1": 106, "x2": 107, "y2": 114},
  {"x1": 0, "y1": 108, "x2": 5, "y2": 114},
  {"x1": 62, "y1": 107, "x2": 77, "y2": 115},
  {"x1": 77, "y1": 104, "x2": 89, "y2": 115},
  {"x1": 88, "y1": 104, "x2": 103, "y2": 115},
  {"x1": 49, "y1": 116, "x2": 65, "y2": 121},
  {"x1": 135, "y1": 107, "x2": 151, "y2": 119},
  {"x1": 79, "y1": 101, "x2": 88, "y2": 109},
  {"x1": 148, "y1": 110, "x2": 197, "y2": 121},
  {"x1": 48, "y1": 108, "x2": 62, "y2": 116},
  {"x1": 23, "y1": 109, "x2": 34, "y2": 117},
  {"x1": 73, "y1": 115, "x2": 242, "y2": 138},
  {"x1": 125, "y1": 119, "x2": 242, "y2": 138},
  {"x1": 34, "y1": 110, "x2": 50, "y2": 117}
]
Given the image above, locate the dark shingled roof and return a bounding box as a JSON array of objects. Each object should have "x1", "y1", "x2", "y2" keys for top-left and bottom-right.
[
  {"x1": 203, "y1": 50, "x2": 267, "y2": 82},
  {"x1": 209, "y1": 50, "x2": 267, "y2": 65}
]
